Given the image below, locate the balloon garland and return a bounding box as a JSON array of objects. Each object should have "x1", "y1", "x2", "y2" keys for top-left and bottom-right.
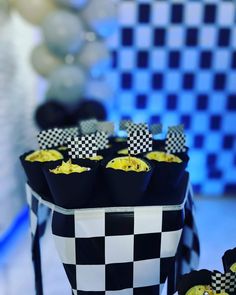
[{"x1": 9, "y1": 0, "x2": 117, "y2": 106}]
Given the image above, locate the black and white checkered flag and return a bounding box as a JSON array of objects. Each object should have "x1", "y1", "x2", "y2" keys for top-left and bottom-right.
[
  {"x1": 62, "y1": 127, "x2": 79, "y2": 144},
  {"x1": 37, "y1": 128, "x2": 64, "y2": 150},
  {"x1": 79, "y1": 119, "x2": 97, "y2": 135},
  {"x1": 127, "y1": 122, "x2": 149, "y2": 134},
  {"x1": 97, "y1": 121, "x2": 115, "y2": 136},
  {"x1": 165, "y1": 128, "x2": 186, "y2": 154},
  {"x1": 169, "y1": 124, "x2": 185, "y2": 133},
  {"x1": 96, "y1": 131, "x2": 109, "y2": 150},
  {"x1": 211, "y1": 271, "x2": 236, "y2": 294},
  {"x1": 119, "y1": 120, "x2": 131, "y2": 131},
  {"x1": 150, "y1": 123, "x2": 163, "y2": 135},
  {"x1": 67, "y1": 135, "x2": 97, "y2": 159},
  {"x1": 127, "y1": 129, "x2": 153, "y2": 155}
]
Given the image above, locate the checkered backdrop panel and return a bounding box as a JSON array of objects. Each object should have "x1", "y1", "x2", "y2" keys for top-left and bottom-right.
[{"x1": 106, "y1": 0, "x2": 236, "y2": 195}]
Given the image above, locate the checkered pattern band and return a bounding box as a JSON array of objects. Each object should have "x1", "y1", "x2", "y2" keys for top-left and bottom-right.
[
  {"x1": 96, "y1": 131, "x2": 110, "y2": 150},
  {"x1": 79, "y1": 119, "x2": 98, "y2": 135},
  {"x1": 62, "y1": 127, "x2": 79, "y2": 144},
  {"x1": 169, "y1": 125, "x2": 185, "y2": 133},
  {"x1": 127, "y1": 122, "x2": 149, "y2": 134},
  {"x1": 67, "y1": 135, "x2": 98, "y2": 159},
  {"x1": 211, "y1": 271, "x2": 236, "y2": 293},
  {"x1": 128, "y1": 129, "x2": 153, "y2": 155},
  {"x1": 97, "y1": 121, "x2": 115, "y2": 136},
  {"x1": 52, "y1": 205, "x2": 184, "y2": 294},
  {"x1": 37, "y1": 128, "x2": 64, "y2": 150},
  {"x1": 165, "y1": 130, "x2": 186, "y2": 154},
  {"x1": 119, "y1": 120, "x2": 132, "y2": 131},
  {"x1": 150, "y1": 123, "x2": 163, "y2": 135}
]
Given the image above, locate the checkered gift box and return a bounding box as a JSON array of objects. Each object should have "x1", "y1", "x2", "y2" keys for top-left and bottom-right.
[
  {"x1": 37, "y1": 128, "x2": 64, "y2": 150},
  {"x1": 67, "y1": 135, "x2": 98, "y2": 159},
  {"x1": 211, "y1": 271, "x2": 236, "y2": 294},
  {"x1": 127, "y1": 129, "x2": 153, "y2": 155}
]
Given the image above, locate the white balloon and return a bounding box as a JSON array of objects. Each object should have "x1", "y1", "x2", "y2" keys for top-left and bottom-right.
[
  {"x1": 76, "y1": 41, "x2": 110, "y2": 78},
  {"x1": 54, "y1": 0, "x2": 88, "y2": 10},
  {"x1": 47, "y1": 65, "x2": 86, "y2": 103},
  {"x1": 13, "y1": 0, "x2": 56, "y2": 25},
  {"x1": 82, "y1": 0, "x2": 118, "y2": 38},
  {"x1": 31, "y1": 44, "x2": 63, "y2": 77},
  {"x1": 42, "y1": 10, "x2": 85, "y2": 56}
]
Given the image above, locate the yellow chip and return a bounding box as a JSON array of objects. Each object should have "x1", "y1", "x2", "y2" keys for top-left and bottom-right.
[
  {"x1": 25, "y1": 150, "x2": 63, "y2": 162},
  {"x1": 50, "y1": 160, "x2": 90, "y2": 175}
]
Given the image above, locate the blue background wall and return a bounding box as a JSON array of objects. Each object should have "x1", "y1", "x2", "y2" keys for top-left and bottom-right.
[{"x1": 107, "y1": 0, "x2": 236, "y2": 195}]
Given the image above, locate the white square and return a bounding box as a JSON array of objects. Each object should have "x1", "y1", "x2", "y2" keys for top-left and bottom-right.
[
  {"x1": 151, "y1": 50, "x2": 167, "y2": 70},
  {"x1": 199, "y1": 26, "x2": 217, "y2": 48},
  {"x1": 75, "y1": 209, "x2": 105, "y2": 238},
  {"x1": 152, "y1": 2, "x2": 170, "y2": 25},
  {"x1": 196, "y1": 72, "x2": 212, "y2": 91},
  {"x1": 53, "y1": 235, "x2": 76, "y2": 264},
  {"x1": 136, "y1": 26, "x2": 152, "y2": 49},
  {"x1": 76, "y1": 265, "x2": 105, "y2": 291},
  {"x1": 134, "y1": 259, "x2": 160, "y2": 288},
  {"x1": 119, "y1": 2, "x2": 136, "y2": 25},
  {"x1": 165, "y1": 71, "x2": 181, "y2": 92},
  {"x1": 160, "y1": 230, "x2": 182, "y2": 258},
  {"x1": 106, "y1": 288, "x2": 133, "y2": 295},
  {"x1": 120, "y1": 49, "x2": 135, "y2": 70},
  {"x1": 134, "y1": 71, "x2": 150, "y2": 92},
  {"x1": 218, "y1": 3, "x2": 235, "y2": 26},
  {"x1": 105, "y1": 235, "x2": 134, "y2": 264},
  {"x1": 185, "y1": 2, "x2": 202, "y2": 25},
  {"x1": 134, "y1": 207, "x2": 162, "y2": 234},
  {"x1": 214, "y1": 50, "x2": 229, "y2": 71},
  {"x1": 167, "y1": 26, "x2": 184, "y2": 48},
  {"x1": 182, "y1": 49, "x2": 198, "y2": 70}
]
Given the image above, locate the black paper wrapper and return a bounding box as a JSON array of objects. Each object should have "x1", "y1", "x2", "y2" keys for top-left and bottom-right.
[
  {"x1": 102, "y1": 158, "x2": 153, "y2": 206},
  {"x1": 57, "y1": 146, "x2": 69, "y2": 160},
  {"x1": 43, "y1": 162, "x2": 97, "y2": 209},
  {"x1": 177, "y1": 269, "x2": 212, "y2": 295},
  {"x1": 19, "y1": 151, "x2": 61, "y2": 203},
  {"x1": 222, "y1": 247, "x2": 236, "y2": 272},
  {"x1": 147, "y1": 152, "x2": 189, "y2": 194}
]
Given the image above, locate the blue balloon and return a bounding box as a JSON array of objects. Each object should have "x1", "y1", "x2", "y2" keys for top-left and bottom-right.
[
  {"x1": 42, "y1": 10, "x2": 85, "y2": 56},
  {"x1": 54, "y1": 0, "x2": 88, "y2": 9},
  {"x1": 47, "y1": 65, "x2": 86, "y2": 104}
]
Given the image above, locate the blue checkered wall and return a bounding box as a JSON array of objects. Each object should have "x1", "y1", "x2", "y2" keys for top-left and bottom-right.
[{"x1": 106, "y1": 0, "x2": 236, "y2": 195}]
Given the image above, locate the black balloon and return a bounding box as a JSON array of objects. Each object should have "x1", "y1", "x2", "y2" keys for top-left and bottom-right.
[
  {"x1": 35, "y1": 100, "x2": 70, "y2": 130},
  {"x1": 73, "y1": 99, "x2": 107, "y2": 122}
]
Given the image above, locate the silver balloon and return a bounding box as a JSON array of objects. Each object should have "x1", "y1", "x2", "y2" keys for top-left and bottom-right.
[
  {"x1": 54, "y1": 0, "x2": 88, "y2": 9},
  {"x1": 31, "y1": 43, "x2": 63, "y2": 77},
  {"x1": 42, "y1": 10, "x2": 85, "y2": 56},
  {"x1": 82, "y1": 0, "x2": 118, "y2": 38},
  {"x1": 76, "y1": 41, "x2": 110, "y2": 78},
  {"x1": 47, "y1": 65, "x2": 86, "y2": 103}
]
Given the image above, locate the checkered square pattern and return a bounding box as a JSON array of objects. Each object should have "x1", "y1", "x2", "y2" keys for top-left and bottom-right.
[
  {"x1": 127, "y1": 129, "x2": 153, "y2": 155},
  {"x1": 150, "y1": 124, "x2": 163, "y2": 135},
  {"x1": 96, "y1": 131, "x2": 109, "y2": 150},
  {"x1": 126, "y1": 123, "x2": 149, "y2": 134},
  {"x1": 107, "y1": 0, "x2": 236, "y2": 194},
  {"x1": 97, "y1": 122, "x2": 115, "y2": 136},
  {"x1": 79, "y1": 119, "x2": 98, "y2": 135},
  {"x1": 120, "y1": 120, "x2": 132, "y2": 131},
  {"x1": 67, "y1": 135, "x2": 98, "y2": 159},
  {"x1": 165, "y1": 129, "x2": 186, "y2": 154},
  {"x1": 37, "y1": 128, "x2": 64, "y2": 149},
  {"x1": 211, "y1": 271, "x2": 236, "y2": 293},
  {"x1": 62, "y1": 127, "x2": 79, "y2": 144},
  {"x1": 52, "y1": 206, "x2": 184, "y2": 294}
]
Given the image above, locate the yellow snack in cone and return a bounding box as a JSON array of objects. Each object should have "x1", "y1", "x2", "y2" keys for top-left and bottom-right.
[
  {"x1": 106, "y1": 156, "x2": 149, "y2": 172},
  {"x1": 50, "y1": 160, "x2": 90, "y2": 174},
  {"x1": 230, "y1": 262, "x2": 236, "y2": 272},
  {"x1": 26, "y1": 150, "x2": 63, "y2": 162},
  {"x1": 89, "y1": 155, "x2": 103, "y2": 161},
  {"x1": 146, "y1": 151, "x2": 182, "y2": 163}
]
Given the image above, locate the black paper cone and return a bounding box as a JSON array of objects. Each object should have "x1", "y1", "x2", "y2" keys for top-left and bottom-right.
[{"x1": 222, "y1": 247, "x2": 236, "y2": 273}]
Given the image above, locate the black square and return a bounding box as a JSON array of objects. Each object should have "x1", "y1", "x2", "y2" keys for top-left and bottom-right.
[
  {"x1": 169, "y1": 51, "x2": 181, "y2": 68},
  {"x1": 196, "y1": 94, "x2": 209, "y2": 110},
  {"x1": 105, "y1": 212, "x2": 134, "y2": 236},
  {"x1": 134, "y1": 285, "x2": 160, "y2": 295},
  {"x1": 167, "y1": 94, "x2": 177, "y2": 110},
  {"x1": 136, "y1": 94, "x2": 147, "y2": 109},
  {"x1": 111, "y1": 50, "x2": 117, "y2": 68},
  {"x1": 52, "y1": 212, "x2": 75, "y2": 237},
  {"x1": 223, "y1": 135, "x2": 234, "y2": 149},
  {"x1": 207, "y1": 153, "x2": 217, "y2": 167},
  {"x1": 76, "y1": 292, "x2": 105, "y2": 295},
  {"x1": 138, "y1": 4, "x2": 151, "y2": 23},
  {"x1": 231, "y1": 51, "x2": 236, "y2": 68},
  {"x1": 171, "y1": 4, "x2": 184, "y2": 24},
  {"x1": 150, "y1": 115, "x2": 161, "y2": 124},
  {"x1": 162, "y1": 210, "x2": 184, "y2": 232},
  {"x1": 183, "y1": 73, "x2": 195, "y2": 89},
  {"x1": 194, "y1": 134, "x2": 205, "y2": 148},
  {"x1": 154, "y1": 28, "x2": 166, "y2": 46},
  {"x1": 121, "y1": 28, "x2": 134, "y2": 46},
  {"x1": 134, "y1": 233, "x2": 161, "y2": 261},
  {"x1": 213, "y1": 73, "x2": 226, "y2": 90},
  {"x1": 152, "y1": 73, "x2": 163, "y2": 89},
  {"x1": 121, "y1": 72, "x2": 133, "y2": 89},
  {"x1": 75, "y1": 237, "x2": 105, "y2": 264},
  {"x1": 227, "y1": 95, "x2": 236, "y2": 110},
  {"x1": 63, "y1": 264, "x2": 77, "y2": 290},
  {"x1": 31, "y1": 196, "x2": 38, "y2": 215},
  {"x1": 200, "y1": 51, "x2": 212, "y2": 69},
  {"x1": 210, "y1": 115, "x2": 222, "y2": 130},
  {"x1": 186, "y1": 28, "x2": 198, "y2": 46},
  {"x1": 106, "y1": 262, "x2": 133, "y2": 290},
  {"x1": 137, "y1": 50, "x2": 149, "y2": 68},
  {"x1": 204, "y1": 4, "x2": 217, "y2": 24},
  {"x1": 160, "y1": 257, "x2": 175, "y2": 283},
  {"x1": 218, "y1": 28, "x2": 231, "y2": 47},
  {"x1": 180, "y1": 115, "x2": 191, "y2": 130}
]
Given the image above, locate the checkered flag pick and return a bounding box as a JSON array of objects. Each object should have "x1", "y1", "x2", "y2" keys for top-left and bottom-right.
[
  {"x1": 79, "y1": 119, "x2": 97, "y2": 135},
  {"x1": 211, "y1": 271, "x2": 236, "y2": 294},
  {"x1": 37, "y1": 128, "x2": 64, "y2": 149},
  {"x1": 119, "y1": 120, "x2": 131, "y2": 131},
  {"x1": 97, "y1": 121, "x2": 115, "y2": 136},
  {"x1": 127, "y1": 122, "x2": 149, "y2": 134},
  {"x1": 67, "y1": 135, "x2": 97, "y2": 159},
  {"x1": 165, "y1": 129, "x2": 186, "y2": 154},
  {"x1": 169, "y1": 124, "x2": 185, "y2": 133},
  {"x1": 62, "y1": 127, "x2": 79, "y2": 144},
  {"x1": 96, "y1": 131, "x2": 109, "y2": 150},
  {"x1": 128, "y1": 129, "x2": 153, "y2": 155},
  {"x1": 150, "y1": 123, "x2": 163, "y2": 135}
]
